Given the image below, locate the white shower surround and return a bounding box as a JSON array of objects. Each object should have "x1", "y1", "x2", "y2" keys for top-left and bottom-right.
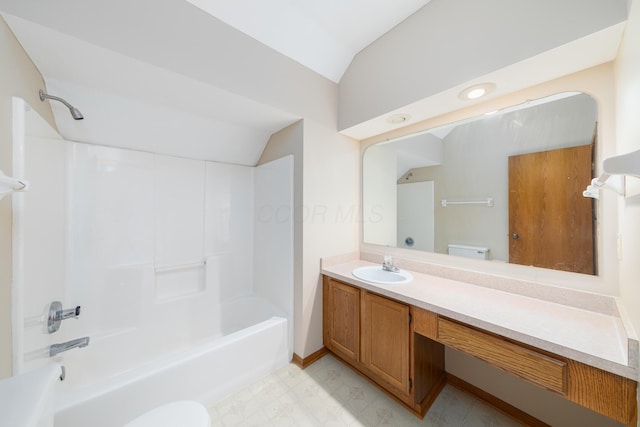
[{"x1": 13, "y1": 98, "x2": 294, "y2": 424}]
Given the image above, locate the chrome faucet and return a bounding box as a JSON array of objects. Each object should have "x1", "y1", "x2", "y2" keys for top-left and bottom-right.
[
  {"x1": 382, "y1": 256, "x2": 399, "y2": 272},
  {"x1": 49, "y1": 337, "x2": 90, "y2": 357},
  {"x1": 47, "y1": 301, "x2": 82, "y2": 334}
]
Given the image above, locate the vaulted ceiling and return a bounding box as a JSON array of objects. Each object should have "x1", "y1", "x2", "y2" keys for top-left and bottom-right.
[
  {"x1": 0, "y1": 0, "x2": 629, "y2": 164},
  {"x1": 183, "y1": 0, "x2": 432, "y2": 83}
]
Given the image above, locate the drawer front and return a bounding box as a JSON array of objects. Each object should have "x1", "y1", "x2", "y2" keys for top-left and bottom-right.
[
  {"x1": 438, "y1": 318, "x2": 567, "y2": 394},
  {"x1": 412, "y1": 307, "x2": 438, "y2": 339}
]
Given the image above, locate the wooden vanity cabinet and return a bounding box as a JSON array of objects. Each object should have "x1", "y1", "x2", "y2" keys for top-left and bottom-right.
[
  {"x1": 323, "y1": 276, "x2": 638, "y2": 425},
  {"x1": 323, "y1": 276, "x2": 446, "y2": 416}
]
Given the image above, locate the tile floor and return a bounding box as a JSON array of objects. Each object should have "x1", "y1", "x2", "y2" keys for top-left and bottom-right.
[{"x1": 207, "y1": 354, "x2": 524, "y2": 426}]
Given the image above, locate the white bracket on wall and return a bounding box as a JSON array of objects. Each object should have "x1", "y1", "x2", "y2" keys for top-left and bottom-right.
[
  {"x1": 0, "y1": 169, "x2": 29, "y2": 201},
  {"x1": 583, "y1": 149, "x2": 640, "y2": 199},
  {"x1": 583, "y1": 174, "x2": 624, "y2": 199}
]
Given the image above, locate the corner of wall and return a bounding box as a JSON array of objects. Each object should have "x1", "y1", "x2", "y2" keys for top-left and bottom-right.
[{"x1": 256, "y1": 119, "x2": 303, "y2": 166}]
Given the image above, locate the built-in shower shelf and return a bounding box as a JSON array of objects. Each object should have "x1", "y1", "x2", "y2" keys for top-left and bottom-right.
[
  {"x1": 154, "y1": 259, "x2": 208, "y2": 300},
  {"x1": 154, "y1": 260, "x2": 206, "y2": 274}
]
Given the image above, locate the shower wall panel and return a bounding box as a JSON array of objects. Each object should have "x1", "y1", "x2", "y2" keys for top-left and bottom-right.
[
  {"x1": 204, "y1": 161, "x2": 255, "y2": 302},
  {"x1": 68, "y1": 144, "x2": 155, "y2": 337},
  {"x1": 154, "y1": 155, "x2": 206, "y2": 300},
  {"x1": 21, "y1": 134, "x2": 69, "y2": 373},
  {"x1": 155, "y1": 155, "x2": 205, "y2": 268},
  {"x1": 254, "y1": 156, "x2": 294, "y2": 356},
  {"x1": 254, "y1": 157, "x2": 293, "y2": 315}
]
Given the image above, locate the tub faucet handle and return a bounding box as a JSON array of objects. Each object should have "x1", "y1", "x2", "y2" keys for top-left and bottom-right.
[
  {"x1": 47, "y1": 301, "x2": 82, "y2": 334},
  {"x1": 61, "y1": 305, "x2": 81, "y2": 320}
]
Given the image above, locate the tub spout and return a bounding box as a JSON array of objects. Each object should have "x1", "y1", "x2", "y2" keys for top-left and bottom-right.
[{"x1": 49, "y1": 337, "x2": 90, "y2": 357}]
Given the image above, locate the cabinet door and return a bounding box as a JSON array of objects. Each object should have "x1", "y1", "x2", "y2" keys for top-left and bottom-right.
[
  {"x1": 362, "y1": 291, "x2": 410, "y2": 396},
  {"x1": 323, "y1": 278, "x2": 360, "y2": 362}
]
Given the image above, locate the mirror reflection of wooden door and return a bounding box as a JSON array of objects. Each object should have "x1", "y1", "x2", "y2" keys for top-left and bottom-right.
[{"x1": 508, "y1": 144, "x2": 595, "y2": 274}]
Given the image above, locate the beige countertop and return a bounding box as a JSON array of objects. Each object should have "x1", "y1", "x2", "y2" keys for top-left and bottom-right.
[{"x1": 321, "y1": 258, "x2": 639, "y2": 381}]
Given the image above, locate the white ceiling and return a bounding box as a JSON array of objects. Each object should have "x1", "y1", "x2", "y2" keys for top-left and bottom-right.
[{"x1": 183, "y1": 0, "x2": 432, "y2": 83}]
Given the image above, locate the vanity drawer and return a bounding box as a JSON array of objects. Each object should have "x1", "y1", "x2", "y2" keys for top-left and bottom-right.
[
  {"x1": 412, "y1": 307, "x2": 438, "y2": 339},
  {"x1": 437, "y1": 318, "x2": 567, "y2": 394}
]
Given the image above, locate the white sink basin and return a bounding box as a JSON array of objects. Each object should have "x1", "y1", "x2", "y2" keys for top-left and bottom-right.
[{"x1": 352, "y1": 266, "x2": 413, "y2": 285}]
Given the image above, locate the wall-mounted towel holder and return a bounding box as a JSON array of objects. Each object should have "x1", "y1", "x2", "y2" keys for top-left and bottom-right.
[
  {"x1": 0, "y1": 169, "x2": 29, "y2": 200},
  {"x1": 441, "y1": 198, "x2": 494, "y2": 207},
  {"x1": 583, "y1": 149, "x2": 640, "y2": 199}
]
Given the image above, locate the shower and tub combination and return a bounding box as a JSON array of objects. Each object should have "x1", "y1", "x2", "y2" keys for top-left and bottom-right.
[{"x1": 10, "y1": 96, "x2": 294, "y2": 426}]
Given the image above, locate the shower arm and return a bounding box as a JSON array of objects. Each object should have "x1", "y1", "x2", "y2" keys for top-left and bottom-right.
[
  {"x1": 39, "y1": 89, "x2": 84, "y2": 120},
  {"x1": 39, "y1": 89, "x2": 74, "y2": 110}
]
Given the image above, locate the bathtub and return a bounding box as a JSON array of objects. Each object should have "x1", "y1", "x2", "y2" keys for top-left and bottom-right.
[{"x1": 53, "y1": 296, "x2": 290, "y2": 427}]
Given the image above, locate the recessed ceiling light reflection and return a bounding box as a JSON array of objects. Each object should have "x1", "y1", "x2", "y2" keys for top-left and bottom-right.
[
  {"x1": 386, "y1": 113, "x2": 412, "y2": 124},
  {"x1": 459, "y1": 83, "x2": 496, "y2": 101}
]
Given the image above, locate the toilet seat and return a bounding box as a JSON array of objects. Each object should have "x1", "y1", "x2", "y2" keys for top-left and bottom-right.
[{"x1": 124, "y1": 401, "x2": 211, "y2": 427}]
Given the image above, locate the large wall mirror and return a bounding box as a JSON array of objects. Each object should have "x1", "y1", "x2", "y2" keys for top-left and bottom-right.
[{"x1": 363, "y1": 92, "x2": 598, "y2": 275}]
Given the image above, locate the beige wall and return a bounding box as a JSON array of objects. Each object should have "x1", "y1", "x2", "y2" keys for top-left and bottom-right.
[
  {"x1": 301, "y1": 121, "x2": 360, "y2": 357},
  {"x1": 0, "y1": 17, "x2": 55, "y2": 378},
  {"x1": 362, "y1": 144, "x2": 397, "y2": 246},
  {"x1": 615, "y1": 0, "x2": 640, "y2": 357}
]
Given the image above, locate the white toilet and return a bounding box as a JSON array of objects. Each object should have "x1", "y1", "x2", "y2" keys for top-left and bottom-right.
[
  {"x1": 0, "y1": 363, "x2": 62, "y2": 427},
  {"x1": 447, "y1": 243, "x2": 490, "y2": 259},
  {"x1": 124, "y1": 401, "x2": 211, "y2": 427},
  {"x1": 0, "y1": 363, "x2": 210, "y2": 427}
]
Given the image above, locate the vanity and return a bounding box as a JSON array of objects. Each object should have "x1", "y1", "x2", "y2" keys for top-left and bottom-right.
[{"x1": 321, "y1": 254, "x2": 639, "y2": 426}]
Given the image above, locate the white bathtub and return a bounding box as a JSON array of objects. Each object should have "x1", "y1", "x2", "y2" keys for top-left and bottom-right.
[{"x1": 54, "y1": 298, "x2": 290, "y2": 427}]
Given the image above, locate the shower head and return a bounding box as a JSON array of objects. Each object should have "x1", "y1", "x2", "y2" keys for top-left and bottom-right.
[{"x1": 39, "y1": 89, "x2": 84, "y2": 120}]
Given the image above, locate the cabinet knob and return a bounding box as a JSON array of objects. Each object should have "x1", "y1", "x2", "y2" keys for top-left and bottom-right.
[{"x1": 512, "y1": 233, "x2": 519, "y2": 240}]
